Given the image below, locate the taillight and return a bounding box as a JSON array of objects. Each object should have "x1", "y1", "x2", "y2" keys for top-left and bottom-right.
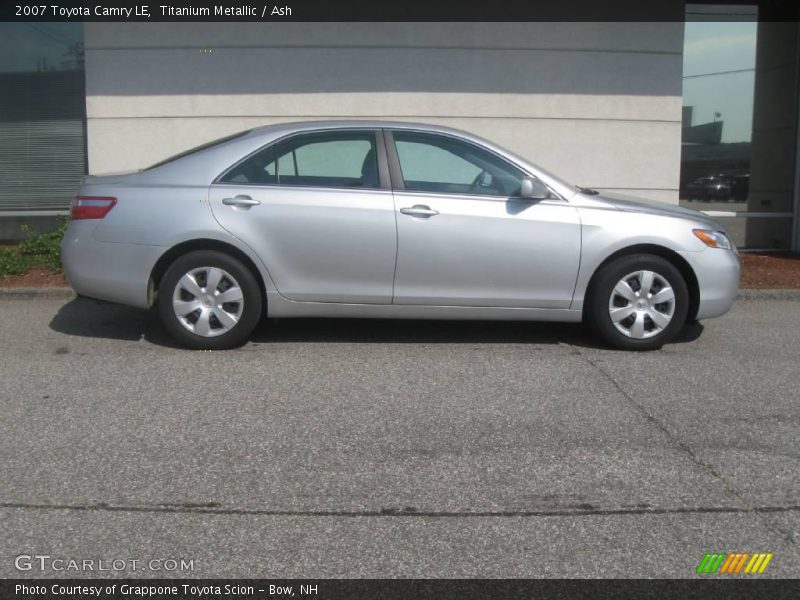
[{"x1": 70, "y1": 196, "x2": 117, "y2": 220}]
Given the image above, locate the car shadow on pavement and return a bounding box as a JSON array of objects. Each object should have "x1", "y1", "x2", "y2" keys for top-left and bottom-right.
[
  {"x1": 255, "y1": 317, "x2": 704, "y2": 350},
  {"x1": 49, "y1": 297, "x2": 178, "y2": 345},
  {"x1": 253, "y1": 316, "x2": 587, "y2": 345},
  {"x1": 49, "y1": 296, "x2": 704, "y2": 350}
]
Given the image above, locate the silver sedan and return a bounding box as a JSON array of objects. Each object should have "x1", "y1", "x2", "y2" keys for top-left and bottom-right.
[{"x1": 62, "y1": 121, "x2": 740, "y2": 350}]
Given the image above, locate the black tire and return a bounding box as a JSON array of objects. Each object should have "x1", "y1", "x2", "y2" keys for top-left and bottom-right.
[
  {"x1": 158, "y1": 250, "x2": 262, "y2": 350},
  {"x1": 586, "y1": 254, "x2": 689, "y2": 351}
]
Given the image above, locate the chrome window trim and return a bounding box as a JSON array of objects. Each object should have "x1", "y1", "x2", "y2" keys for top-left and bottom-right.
[
  {"x1": 213, "y1": 127, "x2": 389, "y2": 191},
  {"x1": 213, "y1": 125, "x2": 565, "y2": 202},
  {"x1": 211, "y1": 182, "x2": 395, "y2": 195},
  {"x1": 392, "y1": 188, "x2": 569, "y2": 204},
  {"x1": 385, "y1": 128, "x2": 565, "y2": 202}
]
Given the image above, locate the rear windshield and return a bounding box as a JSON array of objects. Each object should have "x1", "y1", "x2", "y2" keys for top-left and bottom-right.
[{"x1": 144, "y1": 129, "x2": 252, "y2": 170}]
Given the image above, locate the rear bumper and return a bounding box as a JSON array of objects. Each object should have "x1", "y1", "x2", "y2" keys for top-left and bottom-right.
[
  {"x1": 61, "y1": 221, "x2": 165, "y2": 309},
  {"x1": 679, "y1": 248, "x2": 741, "y2": 320}
]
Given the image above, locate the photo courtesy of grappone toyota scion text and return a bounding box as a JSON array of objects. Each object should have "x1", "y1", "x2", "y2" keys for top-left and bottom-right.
[{"x1": 62, "y1": 121, "x2": 740, "y2": 350}]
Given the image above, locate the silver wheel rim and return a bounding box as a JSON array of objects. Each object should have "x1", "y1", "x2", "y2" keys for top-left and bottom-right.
[
  {"x1": 172, "y1": 266, "x2": 244, "y2": 338},
  {"x1": 608, "y1": 270, "x2": 676, "y2": 339}
]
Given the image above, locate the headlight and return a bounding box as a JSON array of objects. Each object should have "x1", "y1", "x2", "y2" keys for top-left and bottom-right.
[{"x1": 693, "y1": 229, "x2": 732, "y2": 250}]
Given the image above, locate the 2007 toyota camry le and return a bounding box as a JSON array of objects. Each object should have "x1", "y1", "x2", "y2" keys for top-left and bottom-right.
[{"x1": 61, "y1": 121, "x2": 740, "y2": 351}]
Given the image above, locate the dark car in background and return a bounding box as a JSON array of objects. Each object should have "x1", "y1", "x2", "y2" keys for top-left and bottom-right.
[
  {"x1": 684, "y1": 175, "x2": 733, "y2": 201},
  {"x1": 683, "y1": 174, "x2": 749, "y2": 202}
]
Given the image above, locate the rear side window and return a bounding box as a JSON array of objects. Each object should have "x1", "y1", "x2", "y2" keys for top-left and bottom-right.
[{"x1": 220, "y1": 131, "x2": 381, "y2": 189}]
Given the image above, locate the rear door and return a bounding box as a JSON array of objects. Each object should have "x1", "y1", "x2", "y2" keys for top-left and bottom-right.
[{"x1": 209, "y1": 129, "x2": 397, "y2": 304}]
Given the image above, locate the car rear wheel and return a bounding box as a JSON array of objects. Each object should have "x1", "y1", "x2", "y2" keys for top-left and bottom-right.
[
  {"x1": 587, "y1": 254, "x2": 689, "y2": 351},
  {"x1": 158, "y1": 250, "x2": 262, "y2": 349}
]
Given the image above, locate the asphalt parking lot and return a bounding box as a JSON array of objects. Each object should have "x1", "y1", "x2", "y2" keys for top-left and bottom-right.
[{"x1": 1, "y1": 294, "x2": 799, "y2": 578}]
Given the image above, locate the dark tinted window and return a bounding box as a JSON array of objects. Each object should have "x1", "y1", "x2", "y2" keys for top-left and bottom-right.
[
  {"x1": 0, "y1": 23, "x2": 86, "y2": 211},
  {"x1": 221, "y1": 130, "x2": 380, "y2": 188},
  {"x1": 392, "y1": 131, "x2": 525, "y2": 196}
]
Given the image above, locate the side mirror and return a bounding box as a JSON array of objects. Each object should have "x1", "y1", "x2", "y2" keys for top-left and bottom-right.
[{"x1": 520, "y1": 176, "x2": 550, "y2": 200}]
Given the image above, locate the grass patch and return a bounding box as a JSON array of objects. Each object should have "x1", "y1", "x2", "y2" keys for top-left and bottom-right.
[{"x1": 0, "y1": 218, "x2": 68, "y2": 278}]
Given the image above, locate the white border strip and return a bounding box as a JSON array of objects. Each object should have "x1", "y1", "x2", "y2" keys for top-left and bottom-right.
[{"x1": 702, "y1": 211, "x2": 794, "y2": 218}]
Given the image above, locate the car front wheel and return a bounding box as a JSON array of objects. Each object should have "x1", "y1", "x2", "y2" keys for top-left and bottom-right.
[
  {"x1": 158, "y1": 250, "x2": 262, "y2": 349},
  {"x1": 587, "y1": 254, "x2": 689, "y2": 351}
]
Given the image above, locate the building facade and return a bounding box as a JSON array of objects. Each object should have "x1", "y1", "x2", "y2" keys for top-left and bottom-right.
[
  {"x1": 84, "y1": 21, "x2": 683, "y2": 205},
  {"x1": 1, "y1": 4, "x2": 798, "y2": 251}
]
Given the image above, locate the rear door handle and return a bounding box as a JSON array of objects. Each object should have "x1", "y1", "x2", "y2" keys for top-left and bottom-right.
[
  {"x1": 222, "y1": 195, "x2": 260, "y2": 208},
  {"x1": 400, "y1": 205, "x2": 439, "y2": 218}
]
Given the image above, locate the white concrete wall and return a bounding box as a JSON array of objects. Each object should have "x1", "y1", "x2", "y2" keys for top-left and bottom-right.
[{"x1": 85, "y1": 21, "x2": 684, "y2": 203}]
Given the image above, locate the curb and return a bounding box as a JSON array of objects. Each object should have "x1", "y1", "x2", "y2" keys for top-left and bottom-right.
[
  {"x1": 0, "y1": 287, "x2": 76, "y2": 299},
  {"x1": 1, "y1": 287, "x2": 800, "y2": 301},
  {"x1": 736, "y1": 288, "x2": 800, "y2": 300}
]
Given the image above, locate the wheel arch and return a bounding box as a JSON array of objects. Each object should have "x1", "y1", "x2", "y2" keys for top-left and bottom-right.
[
  {"x1": 148, "y1": 239, "x2": 267, "y2": 309},
  {"x1": 583, "y1": 244, "x2": 700, "y2": 323}
]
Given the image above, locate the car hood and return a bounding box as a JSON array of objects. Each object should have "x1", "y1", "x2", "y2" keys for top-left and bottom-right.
[{"x1": 585, "y1": 191, "x2": 723, "y2": 229}]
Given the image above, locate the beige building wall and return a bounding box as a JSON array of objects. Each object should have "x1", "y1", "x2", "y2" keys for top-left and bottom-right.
[{"x1": 85, "y1": 21, "x2": 684, "y2": 203}]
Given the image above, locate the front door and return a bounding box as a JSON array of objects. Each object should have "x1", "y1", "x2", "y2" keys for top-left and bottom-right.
[{"x1": 387, "y1": 130, "x2": 581, "y2": 309}]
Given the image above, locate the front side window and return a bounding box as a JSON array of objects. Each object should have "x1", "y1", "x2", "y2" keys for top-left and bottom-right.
[
  {"x1": 220, "y1": 130, "x2": 380, "y2": 189},
  {"x1": 392, "y1": 131, "x2": 525, "y2": 197}
]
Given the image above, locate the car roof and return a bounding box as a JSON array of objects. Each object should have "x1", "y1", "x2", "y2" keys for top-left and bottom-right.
[
  {"x1": 133, "y1": 119, "x2": 578, "y2": 199},
  {"x1": 244, "y1": 119, "x2": 482, "y2": 141}
]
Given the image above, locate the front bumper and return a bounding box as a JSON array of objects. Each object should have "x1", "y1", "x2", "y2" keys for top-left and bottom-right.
[
  {"x1": 61, "y1": 221, "x2": 165, "y2": 309},
  {"x1": 679, "y1": 248, "x2": 741, "y2": 320}
]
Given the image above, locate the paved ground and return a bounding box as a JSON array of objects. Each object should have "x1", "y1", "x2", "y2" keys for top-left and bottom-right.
[{"x1": 1, "y1": 295, "x2": 799, "y2": 578}]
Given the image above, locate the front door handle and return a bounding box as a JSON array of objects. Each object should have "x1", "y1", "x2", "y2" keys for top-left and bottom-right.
[
  {"x1": 222, "y1": 195, "x2": 260, "y2": 208},
  {"x1": 400, "y1": 205, "x2": 439, "y2": 218}
]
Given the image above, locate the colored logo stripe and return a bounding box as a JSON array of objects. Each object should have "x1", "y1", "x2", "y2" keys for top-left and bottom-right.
[
  {"x1": 697, "y1": 552, "x2": 773, "y2": 574},
  {"x1": 745, "y1": 553, "x2": 773, "y2": 574},
  {"x1": 719, "y1": 553, "x2": 748, "y2": 573},
  {"x1": 697, "y1": 553, "x2": 726, "y2": 574}
]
